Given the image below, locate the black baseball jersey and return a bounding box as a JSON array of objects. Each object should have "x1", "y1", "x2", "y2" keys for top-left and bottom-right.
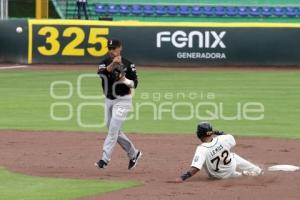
[{"x1": 97, "y1": 56, "x2": 138, "y2": 100}]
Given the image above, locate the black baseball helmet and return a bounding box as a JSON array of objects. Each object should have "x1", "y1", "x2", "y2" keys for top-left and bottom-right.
[
  {"x1": 196, "y1": 122, "x2": 213, "y2": 139},
  {"x1": 107, "y1": 39, "x2": 122, "y2": 49}
]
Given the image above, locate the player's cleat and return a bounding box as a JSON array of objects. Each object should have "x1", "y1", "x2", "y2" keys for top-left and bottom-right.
[
  {"x1": 242, "y1": 168, "x2": 264, "y2": 176},
  {"x1": 128, "y1": 151, "x2": 142, "y2": 170},
  {"x1": 258, "y1": 168, "x2": 264, "y2": 176},
  {"x1": 94, "y1": 160, "x2": 107, "y2": 169}
]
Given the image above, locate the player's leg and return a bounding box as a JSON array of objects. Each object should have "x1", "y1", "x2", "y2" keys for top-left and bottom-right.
[
  {"x1": 117, "y1": 131, "x2": 139, "y2": 160},
  {"x1": 95, "y1": 98, "x2": 113, "y2": 168},
  {"x1": 83, "y1": 2, "x2": 89, "y2": 19},
  {"x1": 118, "y1": 131, "x2": 142, "y2": 170},
  {"x1": 114, "y1": 97, "x2": 136, "y2": 157},
  {"x1": 102, "y1": 98, "x2": 131, "y2": 163},
  {"x1": 116, "y1": 96, "x2": 142, "y2": 169},
  {"x1": 220, "y1": 158, "x2": 243, "y2": 178},
  {"x1": 77, "y1": 2, "x2": 81, "y2": 19},
  {"x1": 105, "y1": 99, "x2": 113, "y2": 129},
  {"x1": 233, "y1": 153, "x2": 263, "y2": 176}
]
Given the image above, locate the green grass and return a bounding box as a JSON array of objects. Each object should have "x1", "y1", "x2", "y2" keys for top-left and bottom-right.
[
  {"x1": 0, "y1": 167, "x2": 139, "y2": 200},
  {"x1": 0, "y1": 69, "x2": 300, "y2": 138}
]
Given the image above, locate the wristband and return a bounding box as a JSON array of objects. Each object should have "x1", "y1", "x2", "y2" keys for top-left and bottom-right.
[
  {"x1": 123, "y1": 78, "x2": 134, "y2": 88},
  {"x1": 180, "y1": 172, "x2": 192, "y2": 181}
]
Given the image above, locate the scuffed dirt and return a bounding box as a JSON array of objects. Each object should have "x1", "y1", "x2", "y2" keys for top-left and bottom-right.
[{"x1": 0, "y1": 130, "x2": 299, "y2": 200}]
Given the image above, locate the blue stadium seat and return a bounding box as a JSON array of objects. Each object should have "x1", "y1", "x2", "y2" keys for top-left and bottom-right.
[
  {"x1": 167, "y1": 5, "x2": 178, "y2": 15},
  {"x1": 179, "y1": 6, "x2": 190, "y2": 16},
  {"x1": 238, "y1": 7, "x2": 249, "y2": 17},
  {"x1": 215, "y1": 6, "x2": 225, "y2": 17},
  {"x1": 143, "y1": 5, "x2": 155, "y2": 15},
  {"x1": 132, "y1": 5, "x2": 143, "y2": 15},
  {"x1": 203, "y1": 6, "x2": 214, "y2": 16},
  {"x1": 156, "y1": 5, "x2": 167, "y2": 15},
  {"x1": 249, "y1": 7, "x2": 261, "y2": 17},
  {"x1": 262, "y1": 7, "x2": 272, "y2": 17},
  {"x1": 191, "y1": 6, "x2": 202, "y2": 16},
  {"x1": 119, "y1": 5, "x2": 130, "y2": 15},
  {"x1": 108, "y1": 5, "x2": 119, "y2": 14},
  {"x1": 226, "y1": 6, "x2": 238, "y2": 17},
  {"x1": 286, "y1": 7, "x2": 297, "y2": 17},
  {"x1": 273, "y1": 7, "x2": 285, "y2": 17},
  {"x1": 95, "y1": 3, "x2": 300, "y2": 19},
  {"x1": 95, "y1": 4, "x2": 107, "y2": 14},
  {"x1": 297, "y1": 7, "x2": 300, "y2": 16}
]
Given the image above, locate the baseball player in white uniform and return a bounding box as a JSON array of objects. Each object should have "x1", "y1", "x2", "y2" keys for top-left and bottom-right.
[{"x1": 175, "y1": 122, "x2": 263, "y2": 183}]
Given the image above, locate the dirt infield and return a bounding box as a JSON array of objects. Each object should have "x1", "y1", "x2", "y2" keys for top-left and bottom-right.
[{"x1": 0, "y1": 130, "x2": 299, "y2": 200}]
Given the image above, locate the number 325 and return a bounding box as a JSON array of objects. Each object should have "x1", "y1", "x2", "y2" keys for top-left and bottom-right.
[{"x1": 37, "y1": 26, "x2": 108, "y2": 57}]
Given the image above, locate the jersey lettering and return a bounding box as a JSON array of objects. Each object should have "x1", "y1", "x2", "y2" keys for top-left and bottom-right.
[
  {"x1": 210, "y1": 150, "x2": 232, "y2": 172},
  {"x1": 210, "y1": 144, "x2": 224, "y2": 157}
]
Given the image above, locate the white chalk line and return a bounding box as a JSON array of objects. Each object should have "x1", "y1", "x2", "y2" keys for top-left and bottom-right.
[{"x1": 0, "y1": 65, "x2": 29, "y2": 70}]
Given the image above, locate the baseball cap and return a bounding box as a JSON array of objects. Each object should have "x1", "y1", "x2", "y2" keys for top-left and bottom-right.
[{"x1": 107, "y1": 39, "x2": 122, "y2": 49}]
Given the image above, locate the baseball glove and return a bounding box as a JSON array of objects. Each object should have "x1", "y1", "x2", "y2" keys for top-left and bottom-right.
[{"x1": 111, "y1": 64, "x2": 126, "y2": 81}]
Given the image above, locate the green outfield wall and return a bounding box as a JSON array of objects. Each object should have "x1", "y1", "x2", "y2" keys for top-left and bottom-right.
[
  {"x1": 1, "y1": 19, "x2": 300, "y2": 66},
  {"x1": 0, "y1": 20, "x2": 28, "y2": 63}
]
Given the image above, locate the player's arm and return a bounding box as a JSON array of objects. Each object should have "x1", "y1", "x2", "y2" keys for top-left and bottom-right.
[
  {"x1": 175, "y1": 167, "x2": 199, "y2": 183},
  {"x1": 97, "y1": 59, "x2": 109, "y2": 75},
  {"x1": 173, "y1": 146, "x2": 206, "y2": 183},
  {"x1": 120, "y1": 63, "x2": 138, "y2": 88},
  {"x1": 213, "y1": 130, "x2": 225, "y2": 135},
  {"x1": 97, "y1": 56, "x2": 121, "y2": 74},
  {"x1": 106, "y1": 56, "x2": 122, "y2": 73}
]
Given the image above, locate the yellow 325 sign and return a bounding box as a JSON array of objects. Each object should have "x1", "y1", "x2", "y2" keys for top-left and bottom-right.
[{"x1": 37, "y1": 26, "x2": 109, "y2": 57}]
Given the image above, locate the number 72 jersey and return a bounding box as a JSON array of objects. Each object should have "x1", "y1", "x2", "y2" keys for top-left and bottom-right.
[{"x1": 191, "y1": 134, "x2": 236, "y2": 179}]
